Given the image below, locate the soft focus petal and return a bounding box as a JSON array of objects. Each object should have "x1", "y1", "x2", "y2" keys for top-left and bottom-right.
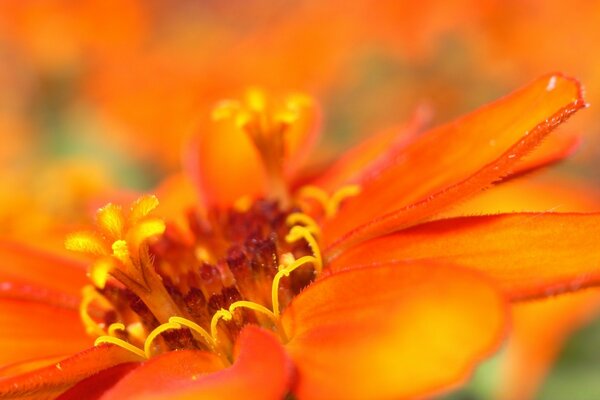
[
  {"x1": 498, "y1": 290, "x2": 600, "y2": 400},
  {"x1": 311, "y1": 107, "x2": 427, "y2": 191},
  {"x1": 282, "y1": 263, "x2": 506, "y2": 400},
  {"x1": 330, "y1": 213, "x2": 600, "y2": 300},
  {"x1": 107, "y1": 326, "x2": 291, "y2": 400},
  {"x1": 0, "y1": 288, "x2": 89, "y2": 366},
  {"x1": 323, "y1": 74, "x2": 585, "y2": 254},
  {"x1": 0, "y1": 345, "x2": 143, "y2": 399},
  {"x1": 0, "y1": 241, "x2": 87, "y2": 298}
]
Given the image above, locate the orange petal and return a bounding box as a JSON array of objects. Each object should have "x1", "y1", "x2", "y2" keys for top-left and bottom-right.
[
  {"x1": 330, "y1": 213, "x2": 600, "y2": 300},
  {"x1": 0, "y1": 295, "x2": 91, "y2": 366},
  {"x1": 498, "y1": 290, "x2": 600, "y2": 400},
  {"x1": 57, "y1": 363, "x2": 139, "y2": 400},
  {"x1": 282, "y1": 263, "x2": 506, "y2": 400},
  {"x1": 0, "y1": 240, "x2": 88, "y2": 298},
  {"x1": 322, "y1": 74, "x2": 585, "y2": 255},
  {"x1": 0, "y1": 345, "x2": 143, "y2": 399},
  {"x1": 105, "y1": 326, "x2": 291, "y2": 400}
]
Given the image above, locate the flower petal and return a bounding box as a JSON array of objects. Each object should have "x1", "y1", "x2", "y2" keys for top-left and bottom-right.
[
  {"x1": 323, "y1": 74, "x2": 585, "y2": 255},
  {"x1": 104, "y1": 326, "x2": 291, "y2": 400},
  {"x1": 0, "y1": 345, "x2": 142, "y2": 399},
  {"x1": 57, "y1": 363, "x2": 139, "y2": 400},
  {"x1": 498, "y1": 290, "x2": 600, "y2": 400},
  {"x1": 282, "y1": 263, "x2": 506, "y2": 400},
  {"x1": 0, "y1": 293, "x2": 90, "y2": 366},
  {"x1": 330, "y1": 213, "x2": 600, "y2": 300},
  {"x1": 0, "y1": 240, "x2": 88, "y2": 298}
]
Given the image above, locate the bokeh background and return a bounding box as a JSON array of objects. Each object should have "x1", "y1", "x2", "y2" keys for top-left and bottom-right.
[{"x1": 1, "y1": 1, "x2": 600, "y2": 398}]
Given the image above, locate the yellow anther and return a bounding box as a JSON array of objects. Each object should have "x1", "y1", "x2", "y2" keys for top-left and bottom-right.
[
  {"x1": 229, "y1": 301, "x2": 276, "y2": 321},
  {"x1": 246, "y1": 87, "x2": 267, "y2": 112},
  {"x1": 272, "y1": 255, "x2": 319, "y2": 318},
  {"x1": 127, "y1": 322, "x2": 146, "y2": 343},
  {"x1": 297, "y1": 184, "x2": 362, "y2": 218},
  {"x1": 95, "y1": 336, "x2": 146, "y2": 359},
  {"x1": 144, "y1": 321, "x2": 181, "y2": 358},
  {"x1": 108, "y1": 322, "x2": 126, "y2": 336},
  {"x1": 286, "y1": 212, "x2": 321, "y2": 237},
  {"x1": 89, "y1": 257, "x2": 115, "y2": 289},
  {"x1": 111, "y1": 240, "x2": 129, "y2": 262},
  {"x1": 279, "y1": 252, "x2": 296, "y2": 270},
  {"x1": 79, "y1": 285, "x2": 112, "y2": 336},
  {"x1": 130, "y1": 195, "x2": 160, "y2": 225},
  {"x1": 168, "y1": 317, "x2": 216, "y2": 350},
  {"x1": 210, "y1": 309, "x2": 233, "y2": 342},
  {"x1": 286, "y1": 226, "x2": 322, "y2": 274}
]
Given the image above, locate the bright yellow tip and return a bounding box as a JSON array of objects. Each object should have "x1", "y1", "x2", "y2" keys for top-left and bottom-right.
[
  {"x1": 90, "y1": 258, "x2": 115, "y2": 289},
  {"x1": 210, "y1": 309, "x2": 233, "y2": 342},
  {"x1": 127, "y1": 217, "x2": 166, "y2": 250},
  {"x1": 130, "y1": 195, "x2": 160, "y2": 224},
  {"x1": 97, "y1": 203, "x2": 125, "y2": 239},
  {"x1": 111, "y1": 240, "x2": 129, "y2": 262},
  {"x1": 286, "y1": 212, "x2": 321, "y2": 237},
  {"x1": 246, "y1": 87, "x2": 267, "y2": 112},
  {"x1": 108, "y1": 322, "x2": 126, "y2": 336},
  {"x1": 65, "y1": 232, "x2": 107, "y2": 255}
]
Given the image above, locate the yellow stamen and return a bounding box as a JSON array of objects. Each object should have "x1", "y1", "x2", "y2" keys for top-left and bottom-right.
[
  {"x1": 297, "y1": 184, "x2": 362, "y2": 218},
  {"x1": 210, "y1": 309, "x2": 233, "y2": 342},
  {"x1": 229, "y1": 300, "x2": 276, "y2": 321},
  {"x1": 79, "y1": 285, "x2": 112, "y2": 336},
  {"x1": 286, "y1": 212, "x2": 321, "y2": 236},
  {"x1": 65, "y1": 232, "x2": 108, "y2": 256},
  {"x1": 272, "y1": 255, "x2": 318, "y2": 318},
  {"x1": 129, "y1": 195, "x2": 160, "y2": 224},
  {"x1": 168, "y1": 317, "x2": 216, "y2": 350},
  {"x1": 329, "y1": 184, "x2": 361, "y2": 215},
  {"x1": 111, "y1": 240, "x2": 129, "y2": 262},
  {"x1": 144, "y1": 321, "x2": 181, "y2": 358},
  {"x1": 286, "y1": 226, "x2": 322, "y2": 273},
  {"x1": 108, "y1": 322, "x2": 126, "y2": 337},
  {"x1": 95, "y1": 336, "x2": 146, "y2": 359},
  {"x1": 97, "y1": 203, "x2": 125, "y2": 239}
]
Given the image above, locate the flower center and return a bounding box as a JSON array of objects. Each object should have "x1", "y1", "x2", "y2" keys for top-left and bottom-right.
[{"x1": 67, "y1": 197, "x2": 323, "y2": 363}]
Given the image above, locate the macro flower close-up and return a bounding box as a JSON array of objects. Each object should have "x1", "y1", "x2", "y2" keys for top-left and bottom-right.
[{"x1": 2, "y1": 2, "x2": 600, "y2": 400}]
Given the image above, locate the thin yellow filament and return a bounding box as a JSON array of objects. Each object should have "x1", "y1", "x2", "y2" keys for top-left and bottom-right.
[
  {"x1": 94, "y1": 336, "x2": 146, "y2": 359},
  {"x1": 79, "y1": 285, "x2": 111, "y2": 336},
  {"x1": 298, "y1": 184, "x2": 361, "y2": 218},
  {"x1": 286, "y1": 226, "x2": 322, "y2": 273},
  {"x1": 168, "y1": 317, "x2": 216, "y2": 350},
  {"x1": 210, "y1": 309, "x2": 233, "y2": 342},
  {"x1": 272, "y1": 255, "x2": 318, "y2": 318},
  {"x1": 286, "y1": 212, "x2": 321, "y2": 236},
  {"x1": 229, "y1": 300, "x2": 277, "y2": 320},
  {"x1": 144, "y1": 322, "x2": 181, "y2": 358},
  {"x1": 108, "y1": 322, "x2": 126, "y2": 336}
]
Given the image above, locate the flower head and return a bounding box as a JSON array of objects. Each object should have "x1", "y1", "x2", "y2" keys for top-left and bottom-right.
[{"x1": 1, "y1": 74, "x2": 599, "y2": 400}]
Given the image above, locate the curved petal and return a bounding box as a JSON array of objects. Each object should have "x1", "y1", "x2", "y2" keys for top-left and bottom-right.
[
  {"x1": 57, "y1": 363, "x2": 139, "y2": 400},
  {"x1": 0, "y1": 294, "x2": 90, "y2": 366},
  {"x1": 0, "y1": 240, "x2": 88, "y2": 298},
  {"x1": 498, "y1": 290, "x2": 600, "y2": 400},
  {"x1": 105, "y1": 326, "x2": 291, "y2": 400},
  {"x1": 330, "y1": 213, "x2": 600, "y2": 300},
  {"x1": 282, "y1": 263, "x2": 506, "y2": 400},
  {"x1": 0, "y1": 345, "x2": 143, "y2": 399},
  {"x1": 323, "y1": 73, "x2": 585, "y2": 255}
]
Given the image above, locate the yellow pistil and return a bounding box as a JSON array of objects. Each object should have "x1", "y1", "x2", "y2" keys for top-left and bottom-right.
[
  {"x1": 298, "y1": 184, "x2": 362, "y2": 218},
  {"x1": 286, "y1": 226, "x2": 322, "y2": 273}
]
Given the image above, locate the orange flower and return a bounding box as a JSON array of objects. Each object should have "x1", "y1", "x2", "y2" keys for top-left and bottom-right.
[{"x1": 0, "y1": 73, "x2": 597, "y2": 400}]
